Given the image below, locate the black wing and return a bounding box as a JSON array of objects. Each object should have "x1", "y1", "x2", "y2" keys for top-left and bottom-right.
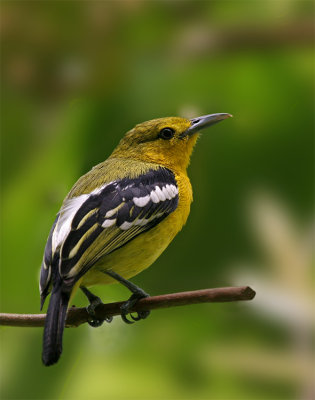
[{"x1": 40, "y1": 167, "x2": 178, "y2": 304}]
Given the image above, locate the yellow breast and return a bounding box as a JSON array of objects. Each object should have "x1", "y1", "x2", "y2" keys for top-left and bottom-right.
[{"x1": 81, "y1": 171, "x2": 192, "y2": 287}]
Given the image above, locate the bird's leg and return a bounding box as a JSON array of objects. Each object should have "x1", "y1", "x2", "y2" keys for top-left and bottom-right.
[
  {"x1": 80, "y1": 286, "x2": 113, "y2": 327},
  {"x1": 105, "y1": 269, "x2": 150, "y2": 324}
]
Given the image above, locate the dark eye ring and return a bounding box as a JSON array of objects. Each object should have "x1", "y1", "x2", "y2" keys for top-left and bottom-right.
[{"x1": 159, "y1": 127, "x2": 175, "y2": 140}]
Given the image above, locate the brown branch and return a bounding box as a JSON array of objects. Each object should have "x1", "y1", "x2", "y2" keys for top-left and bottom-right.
[{"x1": 0, "y1": 286, "x2": 256, "y2": 328}]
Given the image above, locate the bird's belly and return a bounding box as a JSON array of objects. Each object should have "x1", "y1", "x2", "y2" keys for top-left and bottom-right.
[{"x1": 80, "y1": 203, "x2": 189, "y2": 288}]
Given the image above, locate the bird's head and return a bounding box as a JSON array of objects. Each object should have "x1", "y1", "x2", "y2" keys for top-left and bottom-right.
[{"x1": 111, "y1": 113, "x2": 232, "y2": 172}]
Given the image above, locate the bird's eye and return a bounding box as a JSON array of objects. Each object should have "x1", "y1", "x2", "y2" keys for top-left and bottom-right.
[{"x1": 159, "y1": 127, "x2": 175, "y2": 140}]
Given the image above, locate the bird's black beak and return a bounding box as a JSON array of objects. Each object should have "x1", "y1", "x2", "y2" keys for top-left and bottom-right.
[{"x1": 182, "y1": 113, "x2": 232, "y2": 137}]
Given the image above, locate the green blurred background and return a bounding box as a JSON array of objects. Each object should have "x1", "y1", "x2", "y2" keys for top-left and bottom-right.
[{"x1": 1, "y1": 1, "x2": 314, "y2": 399}]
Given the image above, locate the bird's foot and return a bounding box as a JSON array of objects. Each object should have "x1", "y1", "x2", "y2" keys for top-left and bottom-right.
[
  {"x1": 120, "y1": 291, "x2": 150, "y2": 324},
  {"x1": 102, "y1": 270, "x2": 151, "y2": 324},
  {"x1": 86, "y1": 297, "x2": 111, "y2": 327},
  {"x1": 81, "y1": 286, "x2": 113, "y2": 327}
]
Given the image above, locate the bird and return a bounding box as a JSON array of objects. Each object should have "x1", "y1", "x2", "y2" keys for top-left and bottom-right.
[{"x1": 39, "y1": 112, "x2": 232, "y2": 366}]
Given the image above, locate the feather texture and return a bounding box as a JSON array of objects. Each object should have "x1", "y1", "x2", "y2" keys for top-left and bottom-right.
[{"x1": 39, "y1": 167, "x2": 179, "y2": 305}]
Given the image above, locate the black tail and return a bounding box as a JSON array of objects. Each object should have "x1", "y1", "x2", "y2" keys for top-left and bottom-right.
[{"x1": 42, "y1": 282, "x2": 70, "y2": 366}]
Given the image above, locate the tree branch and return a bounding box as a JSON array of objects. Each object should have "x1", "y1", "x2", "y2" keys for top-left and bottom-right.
[{"x1": 0, "y1": 286, "x2": 256, "y2": 328}]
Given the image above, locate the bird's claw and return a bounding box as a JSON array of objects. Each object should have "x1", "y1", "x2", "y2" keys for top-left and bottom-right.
[
  {"x1": 131, "y1": 310, "x2": 150, "y2": 321},
  {"x1": 88, "y1": 318, "x2": 104, "y2": 327},
  {"x1": 86, "y1": 298, "x2": 113, "y2": 327},
  {"x1": 120, "y1": 293, "x2": 150, "y2": 324},
  {"x1": 121, "y1": 310, "x2": 150, "y2": 324}
]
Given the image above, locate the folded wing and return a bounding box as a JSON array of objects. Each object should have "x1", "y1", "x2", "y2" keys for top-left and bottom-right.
[{"x1": 39, "y1": 167, "x2": 178, "y2": 304}]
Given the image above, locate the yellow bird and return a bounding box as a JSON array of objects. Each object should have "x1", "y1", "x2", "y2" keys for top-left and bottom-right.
[{"x1": 40, "y1": 113, "x2": 231, "y2": 365}]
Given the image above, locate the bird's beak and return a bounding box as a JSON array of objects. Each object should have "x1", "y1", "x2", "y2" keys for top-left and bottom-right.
[{"x1": 182, "y1": 113, "x2": 232, "y2": 137}]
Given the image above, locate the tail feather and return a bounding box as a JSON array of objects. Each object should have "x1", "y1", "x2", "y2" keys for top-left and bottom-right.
[{"x1": 42, "y1": 283, "x2": 70, "y2": 366}]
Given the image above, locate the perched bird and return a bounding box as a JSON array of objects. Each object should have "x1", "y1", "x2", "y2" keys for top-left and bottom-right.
[{"x1": 40, "y1": 113, "x2": 231, "y2": 366}]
